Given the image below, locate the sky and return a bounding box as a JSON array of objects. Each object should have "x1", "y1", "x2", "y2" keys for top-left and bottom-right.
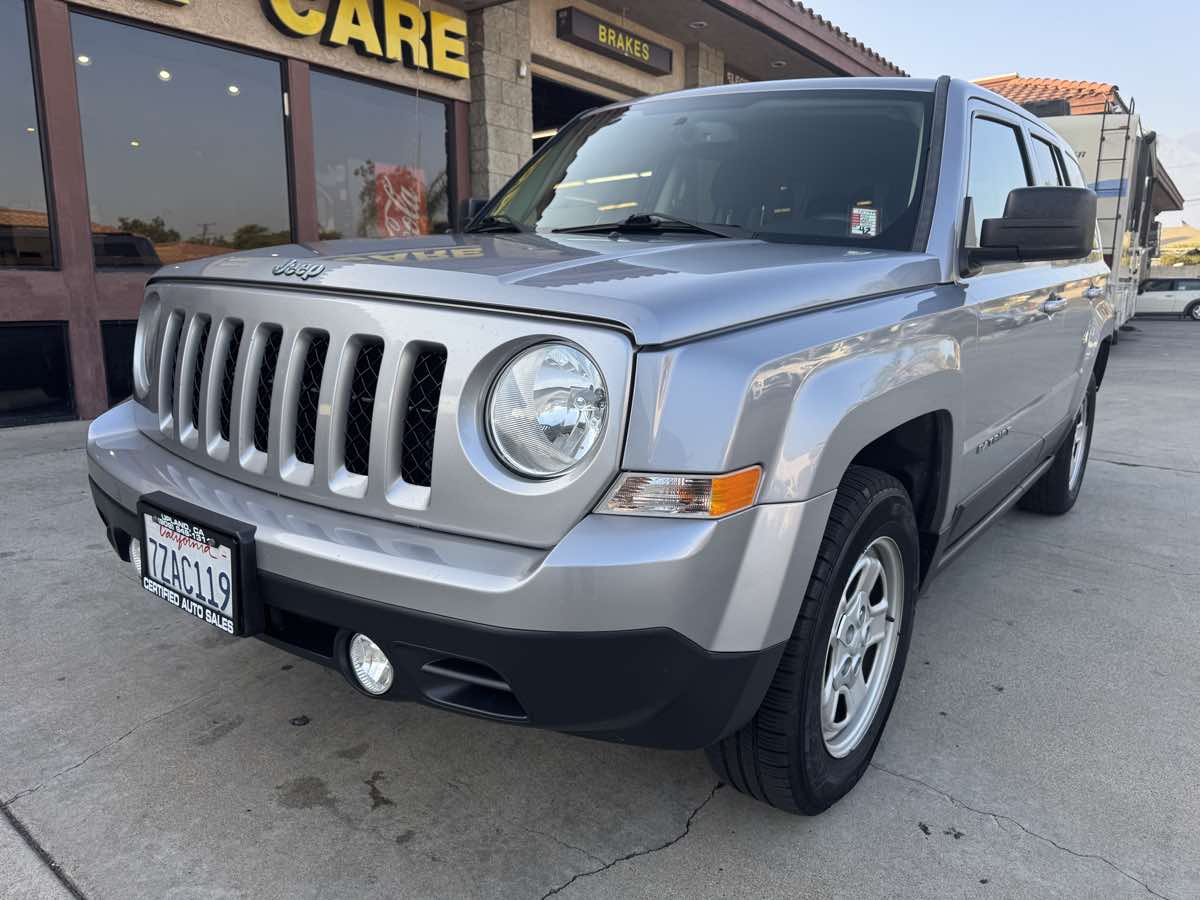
[{"x1": 809, "y1": 0, "x2": 1200, "y2": 226}]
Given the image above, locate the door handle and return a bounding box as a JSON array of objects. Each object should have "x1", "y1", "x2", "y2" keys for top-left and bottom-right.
[
  {"x1": 1084, "y1": 286, "x2": 1104, "y2": 299},
  {"x1": 1042, "y1": 296, "x2": 1068, "y2": 314}
]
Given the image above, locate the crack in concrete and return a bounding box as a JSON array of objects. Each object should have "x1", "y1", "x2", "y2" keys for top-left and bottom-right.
[
  {"x1": 538, "y1": 783, "x2": 723, "y2": 899},
  {"x1": 1093, "y1": 457, "x2": 1200, "y2": 477},
  {"x1": 4, "y1": 688, "x2": 216, "y2": 808},
  {"x1": 870, "y1": 764, "x2": 1174, "y2": 900}
]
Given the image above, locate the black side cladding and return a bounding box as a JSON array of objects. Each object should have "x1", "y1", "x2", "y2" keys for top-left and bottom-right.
[{"x1": 400, "y1": 347, "x2": 447, "y2": 487}]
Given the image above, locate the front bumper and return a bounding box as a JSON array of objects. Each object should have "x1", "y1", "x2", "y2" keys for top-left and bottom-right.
[{"x1": 88, "y1": 402, "x2": 834, "y2": 748}]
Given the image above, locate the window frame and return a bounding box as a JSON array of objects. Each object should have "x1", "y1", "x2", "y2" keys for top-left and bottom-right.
[
  {"x1": 68, "y1": 7, "x2": 300, "y2": 266},
  {"x1": 964, "y1": 111, "x2": 1034, "y2": 259},
  {"x1": 309, "y1": 64, "x2": 457, "y2": 240},
  {"x1": 3, "y1": 0, "x2": 60, "y2": 270}
]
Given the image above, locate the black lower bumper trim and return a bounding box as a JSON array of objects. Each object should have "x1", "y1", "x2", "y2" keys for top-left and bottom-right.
[{"x1": 90, "y1": 477, "x2": 783, "y2": 750}]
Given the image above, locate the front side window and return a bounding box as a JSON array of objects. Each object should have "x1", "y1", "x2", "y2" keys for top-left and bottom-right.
[
  {"x1": 487, "y1": 90, "x2": 935, "y2": 251},
  {"x1": 311, "y1": 72, "x2": 451, "y2": 240},
  {"x1": 1140, "y1": 279, "x2": 1170, "y2": 293},
  {"x1": 966, "y1": 117, "x2": 1031, "y2": 247},
  {"x1": 71, "y1": 14, "x2": 292, "y2": 267},
  {"x1": 0, "y1": 0, "x2": 54, "y2": 268}
]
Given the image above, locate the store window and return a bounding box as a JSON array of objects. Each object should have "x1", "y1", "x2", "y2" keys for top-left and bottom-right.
[
  {"x1": 0, "y1": 323, "x2": 74, "y2": 426},
  {"x1": 71, "y1": 13, "x2": 292, "y2": 267},
  {"x1": 311, "y1": 71, "x2": 451, "y2": 239},
  {"x1": 0, "y1": 0, "x2": 54, "y2": 268},
  {"x1": 100, "y1": 320, "x2": 136, "y2": 407}
]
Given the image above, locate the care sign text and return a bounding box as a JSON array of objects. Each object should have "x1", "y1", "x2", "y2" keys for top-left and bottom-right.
[{"x1": 262, "y1": 0, "x2": 469, "y2": 78}]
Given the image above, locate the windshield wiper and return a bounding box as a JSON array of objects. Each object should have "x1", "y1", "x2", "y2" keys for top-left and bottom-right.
[
  {"x1": 553, "y1": 213, "x2": 738, "y2": 238},
  {"x1": 465, "y1": 213, "x2": 530, "y2": 234}
]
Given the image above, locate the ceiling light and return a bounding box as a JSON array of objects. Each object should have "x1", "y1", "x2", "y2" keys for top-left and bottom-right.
[
  {"x1": 227, "y1": 84, "x2": 240, "y2": 96},
  {"x1": 25, "y1": 126, "x2": 36, "y2": 134},
  {"x1": 688, "y1": 20, "x2": 708, "y2": 29},
  {"x1": 76, "y1": 54, "x2": 91, "y2": 66},
  {"x1": 130, "y1": 139, "x2": 141, "y2": 148},
  {"x1": 770, "y1": 59, "x2": 787, "y2": 69},
  {"x1": 158, "y1": 69, "x2": 172, "y2": 81}
]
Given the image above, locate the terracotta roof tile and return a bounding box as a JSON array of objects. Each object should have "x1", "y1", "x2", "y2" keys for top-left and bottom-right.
[{"x1": 974, "y1": 74, "x2": 1119, "y2": 115}]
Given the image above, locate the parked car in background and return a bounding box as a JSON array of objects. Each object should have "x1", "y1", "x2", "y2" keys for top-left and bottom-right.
[
  {"x1": 87, "y1": 76, "x2": 1110, "y2": 814},
  {"x1": 1137, "y1": 277, "x2": 1200, "y2": 320}
]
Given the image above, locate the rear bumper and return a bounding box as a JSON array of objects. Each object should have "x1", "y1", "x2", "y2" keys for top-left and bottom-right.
[{"x1": 91, "y1": 478, "x2": 784, "y2": 748}]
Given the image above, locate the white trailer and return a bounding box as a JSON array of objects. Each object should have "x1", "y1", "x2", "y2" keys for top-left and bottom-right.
[{"x1": 1045, "y1": 111, "x2": 1156, "y2": 332}]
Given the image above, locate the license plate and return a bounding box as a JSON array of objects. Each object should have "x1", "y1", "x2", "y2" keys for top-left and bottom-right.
[{"x1": 141, "y1": 507, "x2": 238, "y2": 635}]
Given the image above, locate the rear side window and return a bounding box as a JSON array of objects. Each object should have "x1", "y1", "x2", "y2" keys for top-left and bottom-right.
[
  {"x1": 967, "y1": 117, "x2": 1031, "y2": 247},
  {"x1": 1030, "y1": 136, "x2": 1064, "y2": 185},
  {"x1": 1179, "y1": 279, "x2": 1200, "y2": 291},
  {"x1": 1063, "y1": 153, "x2": 1088, "y2": 188}
]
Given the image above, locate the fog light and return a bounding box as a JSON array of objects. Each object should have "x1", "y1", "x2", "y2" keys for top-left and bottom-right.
[
  {"x1": 129, "y1": 538, "x2": 143, "y2": 576},
  {"x1": 349, "y1": 634, "x2": 394, "y2": 695}
]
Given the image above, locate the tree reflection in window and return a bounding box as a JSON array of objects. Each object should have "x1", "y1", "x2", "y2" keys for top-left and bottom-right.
[{"x1": 71, "y1": 13, "x2": 292, "y2": 267}]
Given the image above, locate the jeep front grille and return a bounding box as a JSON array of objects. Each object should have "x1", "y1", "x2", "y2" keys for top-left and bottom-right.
[{"x1": 152, "y1": 309, "x2": 446, "y2": 498}]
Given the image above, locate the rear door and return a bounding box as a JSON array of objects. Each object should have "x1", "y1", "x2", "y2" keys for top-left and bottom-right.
[
  {"x1": 952, "y1": 111, "x2": 1058, "y2": 541},
  {"x1": 1176, "y1": 279, "x2": 1200, "y2": 314},
  {"x1": 1138, "y1": 279, "x2": 1175, "y2": 313}
]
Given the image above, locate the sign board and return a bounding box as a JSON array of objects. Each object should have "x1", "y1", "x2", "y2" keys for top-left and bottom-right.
[
  {"x1": 263, "y1": 0, "x2": 469, "y2": 79},
  {"x1": 555, "y1": 8, "x2": 672, "y2": 75}
]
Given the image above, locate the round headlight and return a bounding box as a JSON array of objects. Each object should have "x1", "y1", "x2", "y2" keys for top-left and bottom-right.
[{"x1": 487, "y1": 343, "x2": 608, "y2": 478}]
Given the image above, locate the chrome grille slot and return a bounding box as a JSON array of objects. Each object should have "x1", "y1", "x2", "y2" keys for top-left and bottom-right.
[
  {"x1": 218, "y1": 322, "x2": 243, "y2": 443},
  {"x1": 157, "y1": 310, "x2": 184, "y2": 432},
  {"x1": 342, "y1": 338, "x2": 384, "y2": 478},
  {"x1": 189, "y1": 317, "x2": 211, "y2": 431},
  {"x1": 399, "y1": 346, "x2": 446, "y2": 488},
  {"x1": 253, "y1": 327, "x2": 282, "y2": 454},
  {"x1": 138, "y1": 282, "x2": 631, "y2": 544},
  {"x1": 294, "y1": 331, "x2": 328, "y2": 466}
]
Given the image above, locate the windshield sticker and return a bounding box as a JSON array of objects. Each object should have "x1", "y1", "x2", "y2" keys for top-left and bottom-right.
[{"x1": 849, "y1": 206, "x2": 880, "y2": 238}]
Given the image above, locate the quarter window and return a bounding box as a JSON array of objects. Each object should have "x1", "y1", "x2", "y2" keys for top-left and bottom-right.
[
  {"x1": 966, "y1": 117, "x2": 1031, "y2": 247},
  {"x1": 71, "y1": 13, "x2": 293, "y2": 267},
  {"x1": 0, "y1": 0, "x2": 54, "y2": 268},
  {"x1": 310, "y1": 71, "x2": 452, "y2": 239},
  {"x1": 1030, "y1": 136, "x2": 1065, "y2": 186}
]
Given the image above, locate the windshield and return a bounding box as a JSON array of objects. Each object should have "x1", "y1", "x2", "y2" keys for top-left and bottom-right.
[{"x1": 485, "y1": 89, "x2": 935, "y2": 250}]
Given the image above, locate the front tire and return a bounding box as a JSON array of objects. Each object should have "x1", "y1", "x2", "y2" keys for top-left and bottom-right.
[
  {"x1": 1186, "y1": 301, "x2": 1200, "y2": 322},
  {"x1": 1018, "y1": 372, "x2": 1097, "y2": 515},
  {"x1": 705, "y1": 466, "x2": 918, "y2": 814}
]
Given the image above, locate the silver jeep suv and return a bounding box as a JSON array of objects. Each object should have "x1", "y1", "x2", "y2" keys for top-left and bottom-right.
[{"x1": 88, "y1": 77, "x2": 1110, "y2": 813}]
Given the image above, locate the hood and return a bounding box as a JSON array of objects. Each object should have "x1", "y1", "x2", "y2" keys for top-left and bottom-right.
[{"x1": 152, "y1": 233, "x2": 944, "y2": 346}]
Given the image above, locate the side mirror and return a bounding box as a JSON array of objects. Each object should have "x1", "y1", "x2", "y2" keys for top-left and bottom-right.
[
  {"x1": 970, "y1": 186, "x2": 1097, "y2": 268},
  {"x1": 462, "y1": 197, "x2": 489, "y2": 227}
]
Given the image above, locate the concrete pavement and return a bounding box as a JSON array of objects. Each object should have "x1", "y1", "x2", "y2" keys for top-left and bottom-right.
[{"x1": 1, "y1": 319, "x2": 1197, "y2": 899}]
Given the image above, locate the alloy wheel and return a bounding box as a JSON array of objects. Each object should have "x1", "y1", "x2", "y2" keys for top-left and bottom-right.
[{"x1": 821, "y1": 536, "x2": 905, "y2": 758}]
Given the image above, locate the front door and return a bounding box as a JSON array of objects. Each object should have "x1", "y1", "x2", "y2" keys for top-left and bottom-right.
[{"x1": 952, "y1": 112, "x2": 1056, "y2": 541}]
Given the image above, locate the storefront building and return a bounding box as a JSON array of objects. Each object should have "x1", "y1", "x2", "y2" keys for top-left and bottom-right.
[{"x1": 0, "y1": 0, "x2": 901, "y2": 426}]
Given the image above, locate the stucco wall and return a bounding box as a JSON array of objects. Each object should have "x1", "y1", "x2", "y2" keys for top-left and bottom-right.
[{"x1": 68, "y1": 0, "x2": 471, "y2": 102}]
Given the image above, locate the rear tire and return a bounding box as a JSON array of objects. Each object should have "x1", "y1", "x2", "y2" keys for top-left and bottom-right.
[
  {"x1": 1019, "y1": 373, "x2": 1097, "y2": 515},
  {"x1": 705, "y1": 465, "x2": 918, "y2": 814}
]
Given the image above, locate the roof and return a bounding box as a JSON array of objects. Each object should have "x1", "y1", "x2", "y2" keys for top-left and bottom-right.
[
  {"x1": 0, "y1": 207, "x2": 120, "y2": 233},
  {"x1": 973, "y1": 74, "x2": 1123, "y2": 115}
]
